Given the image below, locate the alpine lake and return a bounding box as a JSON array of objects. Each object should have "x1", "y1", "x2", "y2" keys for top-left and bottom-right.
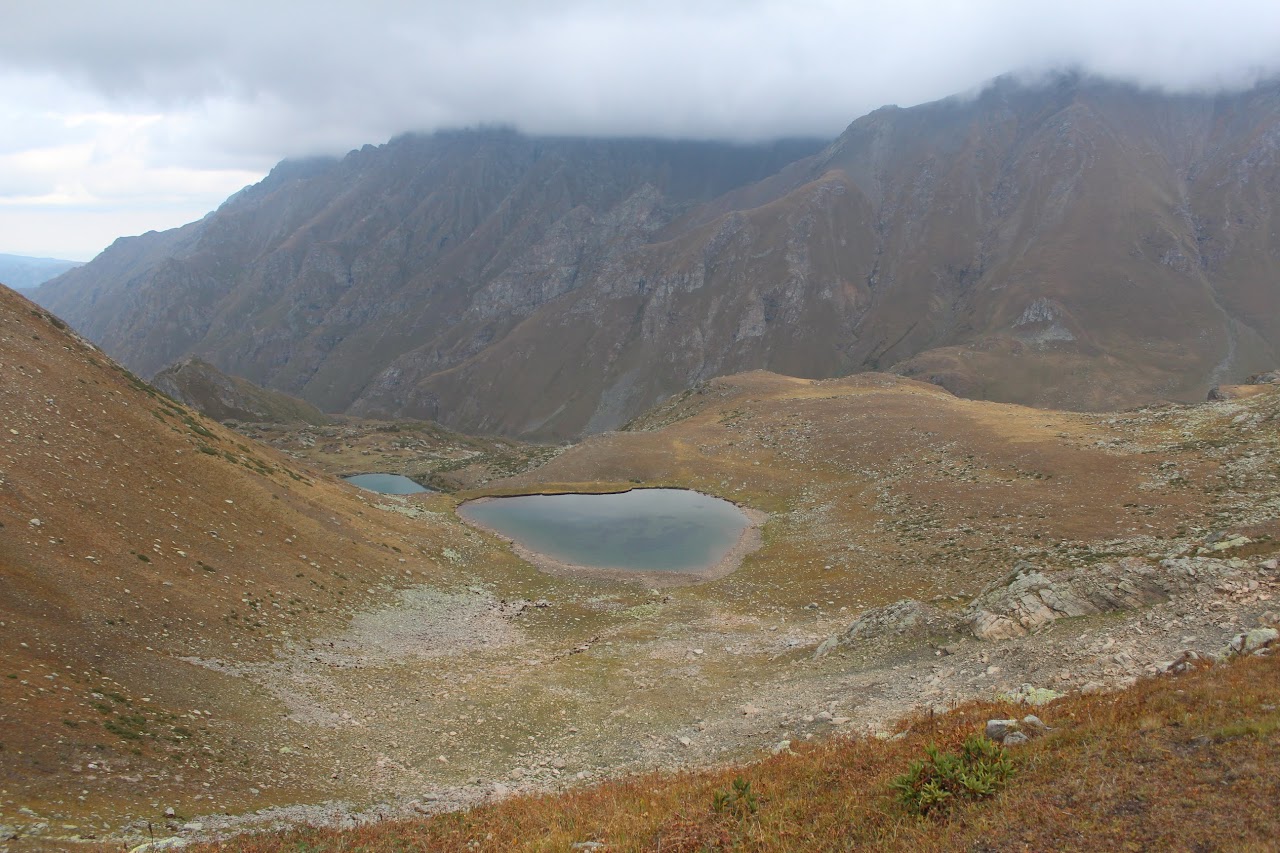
[
  {"x1": 343, "y1": 473, "x2": 432, "y2": 494},
  {"x1": 456, "y1": 488, "x2": 756, "y2": 579}
]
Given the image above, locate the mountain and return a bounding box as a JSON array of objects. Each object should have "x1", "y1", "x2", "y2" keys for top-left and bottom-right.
[
  {"x1": 36, "y1": 74, "x2": 1280, "y2": 439},
  {"x1": 0, "y1": 283, "x2": 481, "y2": 825},
  {"x1": 151, "y1": 355, "x2": 330, "y2": 424},
  {"x1": 0, "y1": 253, "x2": 82, "y2": 290}
]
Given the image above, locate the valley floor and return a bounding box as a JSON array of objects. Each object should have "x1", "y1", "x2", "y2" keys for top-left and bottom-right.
[{"x1": 5, "y1": 371, "x2": 1280, "y2": 851}]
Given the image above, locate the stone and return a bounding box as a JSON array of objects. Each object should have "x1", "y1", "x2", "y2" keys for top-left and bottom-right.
[
  {"x1": 1160, "y1": 650, "x2": 1202, "y2": 675},
  {"x1": 1002, "y1": 731, "x2": 1030, "y2": 746},
  {"x1": 1021, "y1": 715, "x2": 1051, "y2": 733},
  {"x1": 129, "y1": 839, "x2": 188, "y2": 852},
  {"x1": 771, "y1": 739, "x2": 792, "y2": 755},
  {"x1": 812, "y1": 636, "x2": 839, "y2": 659},
  {"x1": 969, "y1": 610, "x2": 1026, "y2": 641},
  {"x1": 998, "y1": 684, "x2": 1066, "y2": 706},
  {"x1": 964, "y1": 561, "x2": 1168, "y2": 640},
  {"x1": 163, "y1": 807, "x2": 176, "y2": 818},
  {"x1": 678, "y1": 736, "x2": 691, "y2": 747},
  {"x1": 1208, "y1": 535, "x2": 1251, "y2": 552},
  {"x1": 1222, "y1": 627, "x2": 1279, "y2": 657},
  {"x1": 841, "y1": 599, "x2": 944, "y2": 642},
  {"x1": 985, "y1": 719, "x2": 1020, "y2": 741}
]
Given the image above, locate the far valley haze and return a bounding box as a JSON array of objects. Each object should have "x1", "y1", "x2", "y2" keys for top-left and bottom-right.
[{"x1": 0, "y1": 253, "x2": 82, "y2": 291}]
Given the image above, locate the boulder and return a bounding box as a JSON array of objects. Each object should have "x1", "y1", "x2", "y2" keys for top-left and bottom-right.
[
  {"x1": 985, "y1": 719, "x2": 1020, "y2": 741},
  {"x1": 1220, "y1": 627, "x2": 1279, "y2": 658},
  {"x1": 840, "y1": 599, "x2": 946, "y2": 643},
  {"x1": 997, "y1": 684, "x2": 1065, "y2": 706},
  {"x1": 812, "y1": 636, "x2": 840, "y2": 659},
  {"x1": 1021, "y1": 715, "x2": 1051, "y2": 734},
  {"x1": 963, "y1": 560, "x2": 1169, "y2": 640}
]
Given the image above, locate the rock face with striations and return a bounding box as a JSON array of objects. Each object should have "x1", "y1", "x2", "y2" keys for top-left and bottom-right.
[{"x1": 37, "y1": 74, "x2": 1280, "y2": 438}]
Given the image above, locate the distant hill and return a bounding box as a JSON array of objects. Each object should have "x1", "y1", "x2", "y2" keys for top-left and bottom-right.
[
  {"x1": 0, "y1": 252, "x2": 82, "y2": 290},
  {"x1": 35, "y1": 74, "x2": 1280, "y2": 438},
  {"x1": 151, "y1": 355, "x2": 331, "y2": 424}
]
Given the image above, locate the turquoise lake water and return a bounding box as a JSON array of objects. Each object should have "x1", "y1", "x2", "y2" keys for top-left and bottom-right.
[
  {"x1": 457, "y1": 488, "x2": 749, "y2": 572},
  {"x1": 343, "y1": 473, "x2": 431, "y2": 494}
]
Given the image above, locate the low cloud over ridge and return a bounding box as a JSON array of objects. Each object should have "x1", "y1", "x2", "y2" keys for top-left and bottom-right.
[{"x1": 4, "y1": 0, "x2": 1280, "y2": 258}]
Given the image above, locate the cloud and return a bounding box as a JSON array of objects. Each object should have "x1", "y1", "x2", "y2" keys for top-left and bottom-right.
[{"x1": 4, "y1": 0, "x2": 1280, "y2": 258}]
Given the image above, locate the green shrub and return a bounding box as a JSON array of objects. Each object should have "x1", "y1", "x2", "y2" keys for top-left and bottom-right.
[
  {"x1": 891, "y1": 735, "x2": 1013, "y2": 817},
  {"x1": 712, "y1": 777, "x2": 758, "y2": 818}
]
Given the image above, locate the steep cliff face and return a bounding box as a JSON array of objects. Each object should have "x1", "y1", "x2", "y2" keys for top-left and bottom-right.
[{"x1": 37, "y1": 76, "x2": 1280, "y2": 438}]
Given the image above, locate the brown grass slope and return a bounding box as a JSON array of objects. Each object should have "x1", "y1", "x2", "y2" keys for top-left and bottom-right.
[
  {"x1": 0, "y1": 286, "x2": 494, "y2": 835},
  {"x1": 197, "y1": 653, "x2": 1280, "y2": 852}
]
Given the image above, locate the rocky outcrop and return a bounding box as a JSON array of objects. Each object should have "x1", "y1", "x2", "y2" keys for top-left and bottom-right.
[
  {"x1": 820, "y1": 600, "x2": 950, "y2": 658},
  {"x1": 963, "y1": 559, "x2": 1171, "y2": 641},
  {"x1": 1208, "y1": 369, "x2": 1280, "y2": 400}
]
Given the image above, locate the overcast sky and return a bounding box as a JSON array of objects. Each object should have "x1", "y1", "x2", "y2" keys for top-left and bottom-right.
[{"x1": 4, "y1": 0, "x2": 1280, "y2": 261}]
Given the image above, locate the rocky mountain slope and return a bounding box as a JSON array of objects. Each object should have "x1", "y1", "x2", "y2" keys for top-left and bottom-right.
[
  {"x1": 151, "y1": 356, "x2": 330, "y2": 425},
  {"x1": 35, "y1": 74, "x2": 1280, "y2": 439}
]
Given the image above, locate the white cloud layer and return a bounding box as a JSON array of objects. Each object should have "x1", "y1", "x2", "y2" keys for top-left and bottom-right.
[{"x1": 4, "y1": 0, "x2": 1280, "y2": 259}]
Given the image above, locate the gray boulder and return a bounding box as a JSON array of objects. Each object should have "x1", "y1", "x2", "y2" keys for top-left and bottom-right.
[
  {"x1": 840, "y1": 599, "x2": 946, "y2": 643},
  {"x1": 963, "y1": 559, "x2": 1170, "y2": 640},
  {"x1": 1220, "y1": 627, "x2": 1279, "y2": 658}
]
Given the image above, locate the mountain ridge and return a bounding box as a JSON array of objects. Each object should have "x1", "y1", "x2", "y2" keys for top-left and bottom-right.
[{"x1": 35, "y1": 74, "x2": 1280, "y2": 438}]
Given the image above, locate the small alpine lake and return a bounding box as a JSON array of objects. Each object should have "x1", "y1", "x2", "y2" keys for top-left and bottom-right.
[
  {"x1": 457, "y1": 488, "x2": 761, "y2": 581},
  {"x1": 343, "y1": 473, "x2": 431, "y2": 494}
]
